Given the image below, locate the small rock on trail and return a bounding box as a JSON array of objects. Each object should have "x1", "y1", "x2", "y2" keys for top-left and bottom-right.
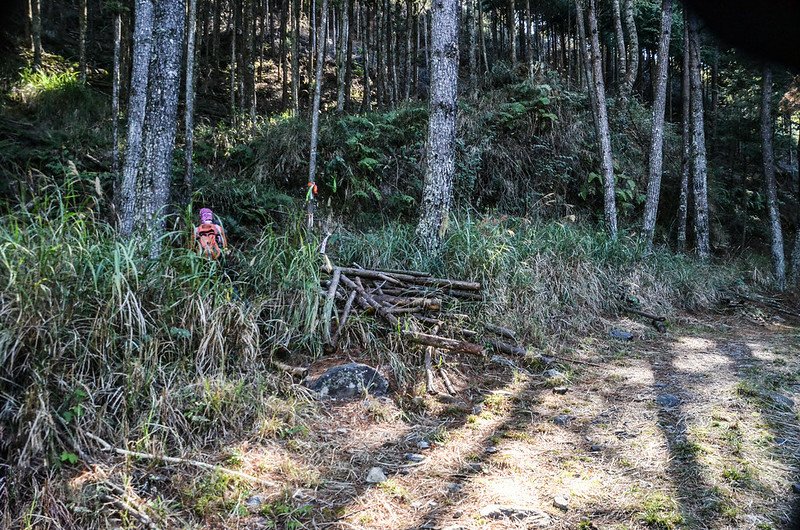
[
  {"x1": 305, "y1": 363, "x2": 389, "y2": 398},
  {"x1": 553, "y1": 495, "x2": 569, "y2": 511},
  {"x1": 479, "y1": 504, "x2": 551, "y2": 526},
  {"x1": 365, "y1": 467, "x2": 387, "y2": 483},
  {"x1": 656, "y1": 394, "x2": 681, "y2": 408},
  {"x1": 610, "y1": 328, "x2": 634, "y2": 341}
]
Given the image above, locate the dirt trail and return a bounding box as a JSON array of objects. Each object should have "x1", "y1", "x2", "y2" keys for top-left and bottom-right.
[{"x1": 233, "y1": 314, "x2": 800, "y2": 530}]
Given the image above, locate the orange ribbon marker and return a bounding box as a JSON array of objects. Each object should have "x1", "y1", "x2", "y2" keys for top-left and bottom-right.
[{"x1": 308, "y1": 182, "x2": 318, "y2": 195}]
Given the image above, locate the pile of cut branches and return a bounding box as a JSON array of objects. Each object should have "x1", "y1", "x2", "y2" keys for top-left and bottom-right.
[{"x1": 318, "y1": 257, "x2": 526, "y2": 393}]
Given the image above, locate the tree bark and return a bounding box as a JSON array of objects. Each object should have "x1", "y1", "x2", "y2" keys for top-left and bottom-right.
[
  {"x1": 119, "y1": 0, "x2": 155, "y2": 237},
  {"x1": 307, "y1": 0, "x2": 329, "y2": 229},
  {"x1": 641, "y1": 0, "x2": 673, "y2": 249},
  {"x1": 761, "y1": 64, "x2": 786, "y2": 290},
  {"x1": 361, "y1": 0, "x2": 371, "y2": 110},
  {"x1": 140, "y1": 0, "x2": 185, "y2": 257},
  {"x1": 279, "y1": 0, "x2": 289, "y2": 108},
  {"x1": 687, "y1": 11, "x2": 710, "y2": 259},
  {"x1": 79, "y1": 0, "x2": 88, "y2": 82},
  {"x1": 622, "y1": 0, "x2": 638, "y2": 97},
  {"x1": 230, "y1": 4, "x2": 238, "y2": 120},
  {"x1": 611, "y1": 0, "x2": 626, "y2": 93},
  {"x1": 345, "y1": 0, "x2": 355, "y2": 108},
  {"x1": 676, "y1": 14, "x2": 690, "y2": 253},
  {"x1": 586, "y1": 0, "x2": 618, "y2": 238},
  {"x1": 416, "y1": 0, "x2": 460, "y2": 253},
  {"x1": 31, "y1": 0, "x2": 42, "y2": 69},
  {"x1": 185, "y1": 0, "x2": 198, "y2": 195}
]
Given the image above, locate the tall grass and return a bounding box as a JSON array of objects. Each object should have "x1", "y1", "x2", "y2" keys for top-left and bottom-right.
[{"x1": 0, "y1": 182, "x2": 322, "y2": 528}]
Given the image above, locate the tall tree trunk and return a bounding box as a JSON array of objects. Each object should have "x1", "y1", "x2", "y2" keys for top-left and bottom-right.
[
  {"x1": 469, "y1": 0, "x2": 478, "y2": 91},
  {"x1": 308, "y1": 0, "x2": 329, "y2": 228},
  {"x1": 622, "y1": 0, "x2": 638, "y2": 97},
  {"x1": 687, "y1": 11, "x2": 710, "y2": 259},
  {"x1": 246, "y1": 0, "x2": 257, "y2": 123},
  {"x1": 506, "y1": 0, "x2": 516, "y2": 64},
  {"x1": 111, "y1": 10, "x2": 122, "y2": 181},
  {"x1": 279, "y1": 0, "x2": 289, "y2": 108},
  {"x1": 585, "y1": 0, "x2": 618, "y2": 238},
  {"x1": 213, "y1": 0, "x2": 221, "y2": 67},
  {"x1": 676, "y1": 14, "x2": 690, "y2": 253},
  {"x1": 140, "y1": 0, "x2": 185, "y2": 257},
  {"x1": 404, "y1": 0, "x2": 412, "y2": 100},
  {"x1": 345, "y1": 0, "x2": 355, "y2": 108},
  {"x1": 479, "y1": 0, "x2": 489, "y2": 73},
  {"x1": 362, "y1": 0, "x2": 371, "y2": 110},
  {"x1": 611, "y1": 0, "x2": 626, "y2": 94},
  {"x1": 230, "y1": 4, "x2": 238, "y2": 120},
  {"x1": 79, "y1": 0, "x2": 88, "y2": 82},
  {"x1": 641, "y1": 0, "x2": 673, "y2": 249},
  {"x1": 31, "y1": 0, "x2": 42, "y2": 69},
  {"x1": 761, "y1": 64, "x2": 786, "y2": 290},
  {"x1": 119, "y1": 0, "x2": 155, "y2": 236},
  {"x1": 416, "y1": 0, "x2": 460, "y2": 253},
  {"x1": 291, "y1": 0, "x2": 301, "y2": 115},
  {"x1": 336, "y1": 1, "x2": 348, "y2": 111},
  {"x1": 185, "y1": 0, "x2": 198, "y2": 195}
]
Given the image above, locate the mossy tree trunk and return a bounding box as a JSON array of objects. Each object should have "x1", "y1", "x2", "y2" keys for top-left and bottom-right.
[
  {"x1": 307, "y1": 0, "x2": 329, "y2": 229},
  {"x1": 676, "y1": 13, "x2": 690, "y2": 253},
  {"x1": 622, "y1": 0, "x2": 638, "y2": 98},
  {"x1": 611, "y1": 0, "x2": 626, "y2": 94},
  {"x1": 185, "y1": 0, "x2": 198, "y2": 196},
  {"x1": 79, "y1": 0, "x2": 87, "y2": 82}
]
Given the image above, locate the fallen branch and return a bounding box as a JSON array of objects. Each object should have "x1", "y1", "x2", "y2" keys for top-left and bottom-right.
[
  {"x1": 403, "y1": 331, "x2": 483, "y2": 355},
  {"x1": 339, "y1": 274, "x2": 399, "y2": 326},
  {"x1": 102, "y1": 495, "x2": 159, "y2": 530},
  {"x1": 272, "y1": 360, "x2": 309, "y2": 378},
  {"x1": 84, "y1": 432, "x2": 279, "y2": 487},
  {"x1": 484, "y1": 323, "x2": 518, "y2": 342},
  {"x1": 490, "y1": 355, "x2": 533, "y2": 377},
  {"x1": 331, "y1": 289, "x2": 358, "y2": 346},
  {"x1": 621, "y1": 307, "x2": 666, "y2": 322}
]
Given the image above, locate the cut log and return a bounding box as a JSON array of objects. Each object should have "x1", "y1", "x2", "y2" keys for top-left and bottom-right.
[
  {"x1": 272, "y1": 360, "x2": 309, "y2": 378},
  {"x1": 340, "y1": 273, "x2": 400, "y2": 326},
  {"x1": 326, "y1": 266, "x2": 481, "y2": 291},
  {"x1": 402, "y1": 331, "x2": 484, "y2": 355},
  {"x1": 374, "y1": 295, "x2": 442, "y2": 310}
]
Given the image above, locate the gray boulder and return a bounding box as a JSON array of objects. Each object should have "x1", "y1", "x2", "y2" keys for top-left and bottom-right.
[{"x1": 306, "y1": 363, "x2": 389, "y2": 399}]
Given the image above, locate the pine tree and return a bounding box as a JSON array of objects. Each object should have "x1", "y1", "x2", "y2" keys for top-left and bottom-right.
[{"x1": 760, "y1": 64, "x2": 786, "y2": 289}]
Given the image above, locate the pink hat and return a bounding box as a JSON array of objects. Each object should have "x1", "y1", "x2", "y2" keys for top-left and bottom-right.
[{"x1": 199, "y1": 208, "x2": 213, "y2": 223}]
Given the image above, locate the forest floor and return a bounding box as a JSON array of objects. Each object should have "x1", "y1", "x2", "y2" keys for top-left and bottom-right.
[{"x1": 186, "y1": 306, "x2": 800, "y2": 530}]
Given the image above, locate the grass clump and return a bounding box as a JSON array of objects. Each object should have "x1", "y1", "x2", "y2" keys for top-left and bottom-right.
[{"x1": 638, "y1": 492, "x2": 684, "y2": 529}]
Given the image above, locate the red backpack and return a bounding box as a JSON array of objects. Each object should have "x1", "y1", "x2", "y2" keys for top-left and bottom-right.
[{"x1": 196, "y1": 222, "x2": 222, "y2": 259}]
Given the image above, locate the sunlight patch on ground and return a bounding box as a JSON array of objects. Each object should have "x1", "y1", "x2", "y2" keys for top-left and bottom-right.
[
  {"x1": 671, "y1": 352, "x2": 732, "y2": 374},
  {"x1": 745, "y1": 341, "x2": 778, "y2": 361},
  {"x1": 675, "y1": 336, "x2": 717, "y2": 351}
]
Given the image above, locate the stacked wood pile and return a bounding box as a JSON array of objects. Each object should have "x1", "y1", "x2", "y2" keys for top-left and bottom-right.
[{"x1": 318, "y1": 259, "x2": 524, "y2": 394}]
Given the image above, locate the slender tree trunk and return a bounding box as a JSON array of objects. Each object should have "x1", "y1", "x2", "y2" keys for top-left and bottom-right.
[
  {"x1": 469, "y1": 0, "x2": 478, "y2": 91},
  {"x1": 246, "y1": 0, "x2": 257, "y2": 123},
  {"x1": 308, "y1": 0, "x2": 329, "y2": 228},
  {"x1": 416, "y1": 0, "x2": 460, "y2": 253},
  {"x1": 507, "y1": 0, "x2": 516, "y2": 64},
  {"x1": 185, "y1": 0, "x2": 198, "y2": 195},
  {"x1": 31, "y1": 0, "x2": 42, "y2": 69},
  {"x1": 279, "y1": 0, "x2": 289, "y2": 108},
  {"x1": 362, "y1": 0, "x2": 371, "y2": 110},
  {"x1": 336, "y1": 1, "x2": 348, "y2": 111},
  {"x1": 111, "y1": 11, "x2": 122, "y2": 181},
  {"x1": 622, "y1": 0, "x2": 638, "y2": 97},
  {"x1": 230, "y1": 4, "x2": 238, "y2": 120},
  {"x1": 611, "y1": 0, "x2": 626, "y2": 94},
  {"x1": 586, "y1": 0, "x2": 617, "y2": 238},
  {"x1": 479, "y1": 0, "x2": 489, "y2": 73},
  {"x1": 424, "y1": 9, "x2": 432, "y2": 76},
  {"x1": 404, "y1": 0, "x2": 412, "y2": 100},
  {"x1": 642, "y1": 0, "x2": 673, "y2": 249},
  {"x1": 119, "y1": 0, "x2": 155, "y2": 236},
  {"x1": 345, "y1": 0, "x2": 355, "y2": 108},
  {"x1": 291, "y1": 0, "x2": 301, "y2": 115},
  {"x1": 761, "y1": 64, "x2": 786, "y2": 290},
  {"x1": 79, "y1": 0, "x2": 88, "y2": 82},
  {"x1": 677, "y1": 15, "x2": 690, "y2": 252},
  {"x1": 212, "y1": 0, "x2": 221, "y2": 67},
  {"x1": 687, "y1": 11, "x2": 710, "y2": 259}
]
